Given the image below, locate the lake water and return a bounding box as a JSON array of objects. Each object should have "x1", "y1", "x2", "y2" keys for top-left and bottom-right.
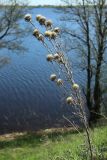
[{"x1": 0, "y1": 8, "x2": 86, "y2": 134}]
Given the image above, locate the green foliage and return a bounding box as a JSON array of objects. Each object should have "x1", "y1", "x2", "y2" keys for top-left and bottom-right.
[{"x1": 0, "y1": 126, "x2": 107, "y2": 160}]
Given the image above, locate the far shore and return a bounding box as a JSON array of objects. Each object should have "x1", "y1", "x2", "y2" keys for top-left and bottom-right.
[
  {"x1": 1, "y1": 4, "x2": 107, "y2": 9},
  {"x1": 0, "y1": 127, "x2": 81, "y2": 138}
]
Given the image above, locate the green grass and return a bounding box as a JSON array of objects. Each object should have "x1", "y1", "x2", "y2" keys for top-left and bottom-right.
[{"x1": 0, "y1": 126, "x2": 107, "y2": 160}]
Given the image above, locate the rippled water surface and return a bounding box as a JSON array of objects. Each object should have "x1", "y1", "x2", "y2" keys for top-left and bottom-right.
[{"x1": 0, "y1": 8, "x2": 86, "y2": 134}]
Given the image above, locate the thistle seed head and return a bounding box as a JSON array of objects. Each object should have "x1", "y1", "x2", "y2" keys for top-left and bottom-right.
[
  {"x1": 36, "y1": 14, "x2": 42, "y2": 21},
  {"x1": 44, "y1": 31, "x2": 57, "y2": 39},
  {"x1": 56, "y1": 78, "x2": 63, "y2": 86},
  {"x1": 45, "y1": 31, "x2": 52, "y2": 38},
  {"x1": 24, "y1": 14, "x2": 32, "y2": 22},
  {"x1": 66, "y1": 97, "x2": 73, "y2": 105},
  {"x1": 72, "y1": 83, "x2": 79, "y2": 90},
  {"x1": 51, "y1": 31, "x2": 57, "y2": 39},
  {"x1": 54, "y1": 53, "x2": 60, "y2": 60},
  {"x1": 53, "y1": 27, "x2": 60, "y2": 34},
  {"x1": 46, "y1": 54, "x2": 54, "y2": 62},
  {"x1": 45, "y1": 20, "x2": 52, "y2": 28},
  {"x1": 39, "y1": 16, "x2": 46, "y2": 25},
  {"x1": 50, "y1": 74, "x2": 57, "y2": 81},
  {"x1": 33, "y1": 29, "x2": 39, "y2": 37},
  {"x1": 37, "y1": 34, "x2": 44, "y2": 42}
]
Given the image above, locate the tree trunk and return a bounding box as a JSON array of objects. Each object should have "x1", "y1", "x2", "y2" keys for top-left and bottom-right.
[
  {"x1": 86, "y1": 38, "x2": 92, "y2": 112},
  {"x1": 86, "y1": 22, "x2": 93, "y2": 123},
  {"x1": 92, "y1": 52, "x2": 103, "y2": 122}
]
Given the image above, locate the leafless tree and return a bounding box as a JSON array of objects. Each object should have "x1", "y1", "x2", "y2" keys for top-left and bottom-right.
[
  {"x1": 0, "y1": 0, "x2": 28, "y2": 51},
  {"x1": 0, "y1": 0, "x2": 29, "y2": 67},
  {"x1": 59, "y1": 0, "x2": 107, "y2": 123}
]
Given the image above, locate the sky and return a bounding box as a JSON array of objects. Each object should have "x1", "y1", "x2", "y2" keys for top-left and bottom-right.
[
  {"x1": 29, "y1": 0, "x2": 63, "y2": 6},
  {"x1": 0, "y1": 0, "x2": 64, "y2": 5},
  {"x1": 0, "y1": 0, "x2": 85, "y2": 6},
  {"x1": 2, "y1": 0, "x2": 106, "y2": 6}
]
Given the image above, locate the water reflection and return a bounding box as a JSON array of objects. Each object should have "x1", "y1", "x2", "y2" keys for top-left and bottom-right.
[{"x1": 0, "y1": 8, "x2": 86, "y2": 134}]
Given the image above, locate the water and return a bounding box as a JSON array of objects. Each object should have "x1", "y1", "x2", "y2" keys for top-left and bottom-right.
[{"x1": 0, "y1": 8, "x2": 86, "y2": 134}]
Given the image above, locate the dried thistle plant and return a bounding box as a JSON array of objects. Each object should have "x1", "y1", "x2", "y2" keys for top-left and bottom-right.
[{"x1": 24, "y1": 13, "x2": 94, "y2": 160}]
